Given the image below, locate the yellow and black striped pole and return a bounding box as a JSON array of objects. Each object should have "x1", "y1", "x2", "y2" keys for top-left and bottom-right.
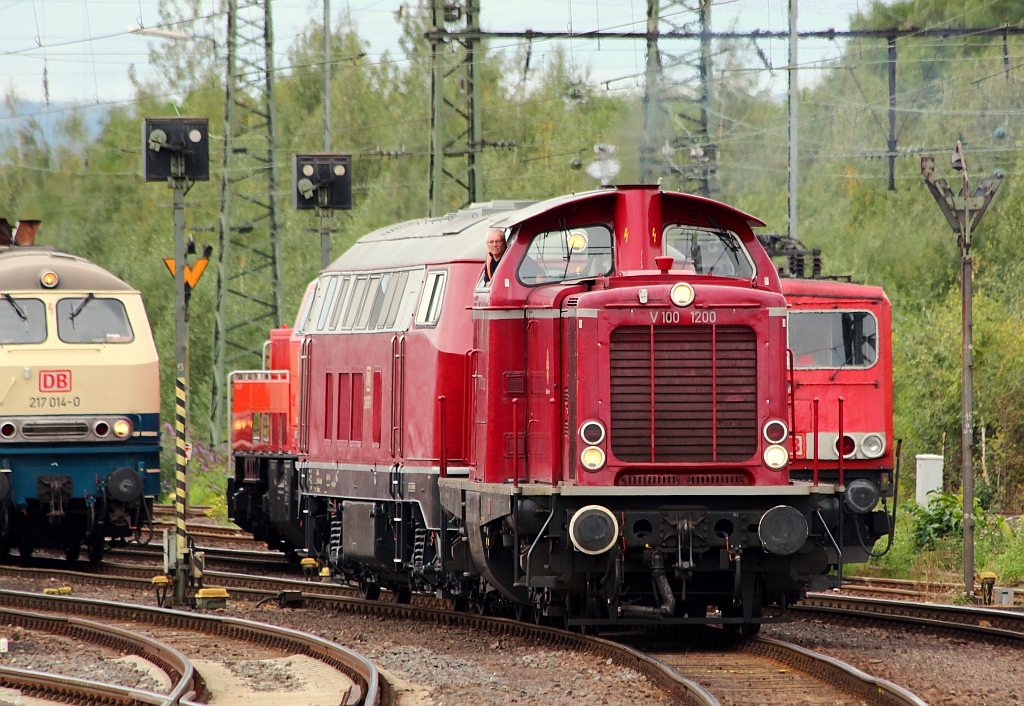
[{"x1": 171, "y1": 156, "x2": 190, "y2": 604}]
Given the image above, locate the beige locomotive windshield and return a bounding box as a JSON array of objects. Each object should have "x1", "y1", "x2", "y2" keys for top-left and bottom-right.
[
  {"x1": 663, "y1": 226, "x2": 755, "y2": 279},
  {"x1": 0, "y1": 296, "x2": 46, "y2": 344},
  {"x1": 56, "y1": 297, "x2": 134, "y2": 344}
]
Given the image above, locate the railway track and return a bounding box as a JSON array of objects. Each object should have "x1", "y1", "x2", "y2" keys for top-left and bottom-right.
[
  {"x1": 796, "y1": 593, "x2": 1024, "y2": 641},
  {"x1": 0, "y1": 602, "x2": 198, "y2": 705},
  {"x1": 0, "y1": 565, "x2": 928, "y2": 705},
  {"x1": 0, "y1": 589, "x2": 385, "y2": 705}
]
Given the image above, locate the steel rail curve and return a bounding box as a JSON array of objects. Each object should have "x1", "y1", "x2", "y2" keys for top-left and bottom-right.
[
  {"x1": 0, "y1": 666, "x2": 179, "y2": 706},
  {"x1": 797, "y1": 593, "x2": 1024, "y2": 641},
  {"x1": 0, "y1": 604, "x2": 199, "y2": 703},
  {"x1": 0, "y1": 589, "x2": 385, "y2": 706}
]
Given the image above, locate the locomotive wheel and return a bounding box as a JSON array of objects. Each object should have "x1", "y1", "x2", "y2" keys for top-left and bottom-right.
[
  {"x1": 449, "y1": 595, "x2": 469, "y2": 612},
  {"x1": 359, "y1": 579, "x2": 380, "y2": 601},
  {"x1": 65, "y1": 543, "x2": 81, "y2": 563},
  {"x1": 394, "y1": 585, "x2": 412, "y2": 604}
]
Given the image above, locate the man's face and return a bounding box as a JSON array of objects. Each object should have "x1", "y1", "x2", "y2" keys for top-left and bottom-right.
[{"x1": 486, "y1": 231, "x2": 506, "y2": 259}]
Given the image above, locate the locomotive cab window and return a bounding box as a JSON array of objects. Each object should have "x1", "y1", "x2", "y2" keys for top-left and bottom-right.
[
  {"x1": 56, "y1": 297, "x2": 134, "y2": 344},
  {"x1": 662, "y1": 226, "x2": 755, "y2": 279},
  {"x1": 0, "y1": 296, "x2": 46, "y2": 344},
  {"x1": 517, "y1": 224, "x2": 613, "y2": 285},
  {"x1": 789, "y1": 310, "x2": 878, "y2": 369},
  {"x1": 415, "y1": 271, "x2": 446, "y2": 328}
]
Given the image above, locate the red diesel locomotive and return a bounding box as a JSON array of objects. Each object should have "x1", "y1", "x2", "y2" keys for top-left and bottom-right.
[{"x1": 228, "y1": 186, "x2": 895, "y2": 630}]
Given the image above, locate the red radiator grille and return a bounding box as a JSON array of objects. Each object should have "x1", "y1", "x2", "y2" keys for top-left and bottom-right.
[
  {"x1": 610, "y1": 324, "x2": 758, "y2": 463},
  {"x1": 616, "y1": 473, "x2": 750, "y2": 486}
]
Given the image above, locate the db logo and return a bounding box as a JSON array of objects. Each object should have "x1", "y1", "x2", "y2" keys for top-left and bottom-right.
[{"x1": 40, "y1": 370, "x2": 72, "y2": 392}]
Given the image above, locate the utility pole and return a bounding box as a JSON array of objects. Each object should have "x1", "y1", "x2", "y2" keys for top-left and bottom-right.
[
  {"x1": 640, "y1": 0, "x2": 662, "y2": 184},
  {"x1": 321, "y1": 0, "x2": 333, "y2": 268},
  {"x1": 696, "y1": 0, "x2": 714, "y2": 197},
  {"x1": 143, "y1": 117, "x2": 210, "y2": 605},
  {"x1": 428, "y1": 0, "x2": 445, "y2": 216},
  {"x1": 787, "y1": 0, "x2": 798, "y2": 242},
  {"x1": 212, "y1": 0, "x2": 283, "y2": 445},
  {"x1": 426, "y1": 0, "x2": 504, "y2": 215},
  {"x1": 921, "y1": 146, "x2": 1003, "y2": 602},
  {"x1": 887, "y1": 36, "x2": 897, "y2": 191}
]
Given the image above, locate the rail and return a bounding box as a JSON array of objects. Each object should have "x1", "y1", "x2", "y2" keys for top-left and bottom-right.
[{"x1": 0, "y1": 589, "x2": 385, "y2": 705}]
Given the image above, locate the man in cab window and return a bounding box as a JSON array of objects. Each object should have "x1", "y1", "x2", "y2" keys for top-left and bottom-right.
[{"x1": 483, "y1": 228, "x2": 506, "y2": 287}]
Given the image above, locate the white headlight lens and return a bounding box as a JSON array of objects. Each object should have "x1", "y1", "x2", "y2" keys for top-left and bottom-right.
[
  {"x1": 670, "y1": 282, "x2": 695, "y2": 307},
  {"x1": 763, "y1": 444, "x2": 789, "y2": 469},
  {"x1": 113, "y1": 420, "x2": 132, "y2": 438},
  {"x1": 861, "y1": 433, "x2": 885, "y2": 459},
  {"x1": 580, "y1": 446, "x2": 606, "y2": 471}
]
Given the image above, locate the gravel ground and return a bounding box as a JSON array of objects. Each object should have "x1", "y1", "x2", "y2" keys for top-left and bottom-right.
[
  {"x1": 0, "y1": 577, "x2": 672, "y2": 706},
  {"x1": 226, "y1": 605, "x2": 672, "y2": 706},
  {"x1": 0, "y1": 624, "x2": 166, "y2": 692},
  {"x1": 763, "y1": 615, "x2": 1024, "y2": 706}
]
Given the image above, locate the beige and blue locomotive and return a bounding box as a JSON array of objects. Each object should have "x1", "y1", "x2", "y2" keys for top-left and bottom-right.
[{"x1": 0, "y1": 243, "x2": 160, "y2": 562}]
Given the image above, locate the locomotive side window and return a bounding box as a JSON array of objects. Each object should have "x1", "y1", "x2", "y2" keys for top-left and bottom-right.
[
  {"x1": 56, "y1": 297, "x2": 134, "y2": 344},
  {"x1": 662, "y1": 226, "x2": 755, "y2": 279},
  {"x1": 517, "y1": 224, "x2": 613, "y2": 285},
  {"x1": 381, "y1": 271, "x2": 410, "y2": 329},
  {"x1": 355, "y1": 275, "x2": 382, "y2": 329},
  {"x1": 789, "y1": 310, "x2": 878, "y2": 369},
  {"x1": 0, "y1": 296, "x2": 46, "y2": 344},
  {"x1": 316, "y1": 276, "x2": 339, "y2": 331},
  {"x1": 342, "y1": 276, "x2": 369, "y2": 329},
  {"x1": 415, "y1": 271, "x2": 447, "y2": 327},
  {"x1": 294, "y1": 282, "x2": 318, "y2": 332},
  {"x1": 328, "y1": 277, "x2": 351, "y2": 330}
]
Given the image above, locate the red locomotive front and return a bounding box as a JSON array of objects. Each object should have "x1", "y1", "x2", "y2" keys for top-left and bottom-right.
[{"x1": 227, "y1": 185, "x2": 892, "y2": 629}]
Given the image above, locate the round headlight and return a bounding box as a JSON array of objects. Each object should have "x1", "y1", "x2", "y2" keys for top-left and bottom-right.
[
  {"x1": 40, "y1": 270, "x2": 59, "y2": 288},
  {"x1": 763, "y1": 444, "x2": 789, "y2": 470},
  {"x1": 763, "y1": 420, "x2": 788, "y2": 444},
  {"x1": 834, "y1": 434, "x2": 857, "y2": 459},
  {"x1": 580, "y1": 446, "x2": 606, "y2": 471},
  {"x1": 579, "y1": 420, "x2": 605, "y2": 445},
  {"x1": 113, "y1": 419, "x2": 132, "y2": 438},
  {"x1": 669, "y1": 282, "x2": 695, "y2": 307},
  {"x1": 93, "y1": 421, "x2": 110, "y2": 438},
  {"x1": 0, "y1": 422, "x2": 17, "y2": 439},
  {"x1": 861, "y1": 433, "x2": 885, "y2": 459}
]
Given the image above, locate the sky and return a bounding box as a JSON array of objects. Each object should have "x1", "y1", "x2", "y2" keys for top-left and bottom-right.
[{"x1": 0, "y1": 0, "x2": 893, "y2": 113}]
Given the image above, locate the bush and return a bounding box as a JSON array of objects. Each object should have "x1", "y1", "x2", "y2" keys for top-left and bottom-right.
[{"x1": 909, "y1": 490, "x2": 1004, "y2": 550}]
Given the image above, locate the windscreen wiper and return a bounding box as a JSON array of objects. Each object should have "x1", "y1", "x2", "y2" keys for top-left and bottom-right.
[
  {"x1": 1, "y1": 293, "x2": 26, "y2": 322},
  {"x1": 69, "y1": 293, "x2": 95, "y2": 322}
]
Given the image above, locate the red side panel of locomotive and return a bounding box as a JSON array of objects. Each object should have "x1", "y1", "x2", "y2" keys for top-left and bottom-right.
[{"x1": 783, "y1": 278, "x2": 894, "y2": 480}]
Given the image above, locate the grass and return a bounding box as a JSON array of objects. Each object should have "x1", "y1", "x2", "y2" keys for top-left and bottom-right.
[
  {"x1": 158, "y1": 424, "x2": 230, "y2": 521},
  {"x1": 851, "y1": 497, "x2": 1024, "y2": 587}
]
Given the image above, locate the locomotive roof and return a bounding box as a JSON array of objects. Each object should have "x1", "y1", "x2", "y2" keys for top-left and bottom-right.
[
  {"x1": 781, "y1": 277, "x2": 886, "y2": 301},
  {"x1": 327, "y1": 188, "x2": 764, "y2": 272},
  {"x1": 0, "y1": 247, "x2": 134, "y2": 291}
]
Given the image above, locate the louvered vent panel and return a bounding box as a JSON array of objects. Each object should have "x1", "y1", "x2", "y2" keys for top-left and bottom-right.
[{"x1": 609, "y1": 325, "x2": 758, "y2": 463}]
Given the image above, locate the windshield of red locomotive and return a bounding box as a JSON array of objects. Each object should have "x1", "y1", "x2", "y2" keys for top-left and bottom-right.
[
  {"x1": 789, "y1": 310, "x2": 878, "y2": 369},
  {"x1": 517, "y1": 224, "x2": 614, "y2": 285},
  {"x1": 663, "y1": 226, "x2": 755, "y2": 279}
]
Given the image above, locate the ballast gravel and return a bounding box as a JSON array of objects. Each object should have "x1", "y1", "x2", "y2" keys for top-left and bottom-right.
[
  {"x1": 0, "y1": 576, "x2": 672, "y2": 706},
  {"x1": 0, "y1": 624, "x2": 166, "y2": 693},
  {"x1": 763, "y1": 615, "x2": 1024, "y2": 706}
]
